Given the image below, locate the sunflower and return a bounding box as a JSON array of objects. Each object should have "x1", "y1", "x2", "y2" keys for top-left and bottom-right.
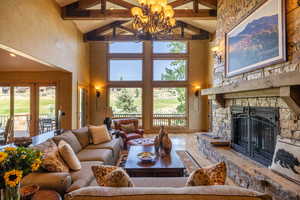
[
  {"x1": 4, "y1": 170, "x2": 23, "y2": 187},
  {"x1": 0, "y1": 152, "x2": 8, "y2": 163},
  {"x1": 4, "y1": 147, "x2": 16, "y2": 152},
  {"x1": 31, "y1": 159, "x2": 42, "y2": 171}
]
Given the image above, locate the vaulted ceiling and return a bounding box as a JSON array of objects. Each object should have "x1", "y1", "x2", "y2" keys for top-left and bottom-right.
[{"x1": 55, "y1": 0, "x2": 217, "y2": 41}]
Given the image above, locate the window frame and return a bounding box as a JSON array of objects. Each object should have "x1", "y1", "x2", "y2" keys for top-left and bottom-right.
[
  {"x1": 108, "y1": 41, "x2": 144, "y2": 54},
  {"x1": 152, "y1": 41, "x2": 188, "y2": 54},
  {"x1": 152, "y1": 86, "x2": 189, "y2": 129}
]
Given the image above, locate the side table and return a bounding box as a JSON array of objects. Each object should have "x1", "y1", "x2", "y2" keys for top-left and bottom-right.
[{"x1": 32, "y1": 190, "x2": 61, "y2": 200}]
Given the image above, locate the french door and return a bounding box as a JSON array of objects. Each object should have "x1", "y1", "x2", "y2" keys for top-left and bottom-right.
[{"x1": 0, "y1": 84, "x2": 57, "y2": 137}]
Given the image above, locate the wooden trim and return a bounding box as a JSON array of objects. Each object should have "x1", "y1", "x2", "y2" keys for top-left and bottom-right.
[
  {"x1": 62, "y1": 7, "x2": 217, "y2": 20},
  {"x1": 79, "y1": 0, "x2": 101, "y2": 9}
]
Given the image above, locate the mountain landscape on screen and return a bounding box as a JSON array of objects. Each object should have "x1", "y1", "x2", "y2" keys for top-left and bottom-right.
[{"x1": 228, "y1": 14, "x2": 279, "y2": 71}]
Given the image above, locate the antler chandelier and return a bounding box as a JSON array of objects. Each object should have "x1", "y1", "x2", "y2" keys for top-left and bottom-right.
[{"x1": 131, "y1": 0, "x2": 176, "y2": 35}]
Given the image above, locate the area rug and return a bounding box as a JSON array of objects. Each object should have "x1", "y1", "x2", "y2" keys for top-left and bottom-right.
[{"x1": 117, "y1": 150, "x2": 201, "y2": 176}]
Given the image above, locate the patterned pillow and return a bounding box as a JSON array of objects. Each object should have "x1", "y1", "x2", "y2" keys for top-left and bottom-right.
[
  {"x1": 120, "y1": 123, "x2": 136, "y2": 133},
  {"x1": 91, "y1": 165, "x2": 134, "y2": 187},
  {"x1": 186, "y1": 162, "x2": 226, "y2": 186},
  {"x1": 34, "y1": 139, "x2": 69, "y2": 172}
]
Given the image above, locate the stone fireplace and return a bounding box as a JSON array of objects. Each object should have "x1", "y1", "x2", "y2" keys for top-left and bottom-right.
[{"x1": 231, "y1": 106, "x2": 279, "y2": 166}]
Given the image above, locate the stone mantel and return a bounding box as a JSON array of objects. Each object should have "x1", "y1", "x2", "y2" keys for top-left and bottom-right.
[{"x1": 201, "y1": 72, "x2": 300, "y2": 116}]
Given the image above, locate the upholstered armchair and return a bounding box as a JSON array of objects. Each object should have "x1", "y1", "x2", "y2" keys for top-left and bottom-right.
[{"x1": 113, "y1": 118, "x2": 144, "y2": 144}]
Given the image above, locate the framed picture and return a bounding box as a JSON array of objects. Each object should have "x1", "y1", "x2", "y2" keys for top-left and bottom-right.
[{"x1": 225, "y1": 0, "x2": 286, "y2": 77}]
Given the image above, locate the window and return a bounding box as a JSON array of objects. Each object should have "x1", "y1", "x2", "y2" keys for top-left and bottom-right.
[
  {"x1": 153, "y1": 60, "x2": 187, "y2": 81},
  {"x1": 153, "y1": 87, "x2": 187, "y2": 127},
  {"x1": 109, "y1": 60, "x2": 143, "y2": 81},
  {"x1": 109, "y1": 88, "x2": 142, "y2": 120},
  {"x1": 153, "y1": 41, "x2": 187, "y2": 54},
  {"x1": 109, "y1": 42, "x2": 143, "y2": 53},
  {"x1": 39, "y1": 86, "x2": 56, "y2": 133}
]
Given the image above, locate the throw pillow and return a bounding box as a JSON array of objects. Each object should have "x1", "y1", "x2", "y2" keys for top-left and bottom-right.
[
  {"x1": 33, "y1": 139, "x2": 69, "y2": 172},
  {"x1": 186, "y1": 161, "x2": 226, "y2": 186},
  {"x1": 89, "y1": 125, "x2": 112, "y2": 144},
  {"x1": 270, "y1": 138, "x2": 300, "y2": 184},
  {"x1": 91, "y1": 165, "x2": 134, "y2": 187},
  {"x1": 53, "y1": 131, "x2": 82, "y2": 153},
  {"x1": 120, "y1": 123, "x2": 136, "y2": 133},
  {"x1": 72, "y1": 127, "x2": 91, "y2": 148},
  {"x1": 58, "y1": 140, "x2": 81, "y2": 171}
]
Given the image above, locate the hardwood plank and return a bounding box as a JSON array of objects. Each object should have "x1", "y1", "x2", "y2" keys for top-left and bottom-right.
[
  {"x1": 201, "y1": 72, "x2": 300, "y2": 96},
  {"x1": 101, "y1": 0, "x2": 106, "y2": 12},
  {"x1": 223, "y1": 88, "x2": 281, "y2": 99},
  {"x1": 198, "y1": 0, "x2": 217, "y2": 9},
  {"x1": 79, "y1": 0, "x2": 100, "y2": 9},
  {"x1": 107, "y1": 0, "x2": 135, "y2": 9},
  {"x1": 62, "y1": 8, "x2": 217, "y2": 20},
  {"x1": 194, "y1": 0, "x2": 199, "y2": 13}
]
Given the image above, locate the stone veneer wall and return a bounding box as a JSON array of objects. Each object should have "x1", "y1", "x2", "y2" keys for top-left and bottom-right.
[{"x1": 212, "y1": 0, "x2": 300, "y2": 140}]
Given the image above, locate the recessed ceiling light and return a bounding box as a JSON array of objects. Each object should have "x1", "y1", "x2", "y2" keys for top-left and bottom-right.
[{"x1": 9, "y1": 53, "x2": 16, "y2": 57}]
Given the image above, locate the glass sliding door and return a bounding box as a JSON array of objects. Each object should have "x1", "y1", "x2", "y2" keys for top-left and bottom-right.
[
  {"x1": 13, "y1": 86, "x2": 31, "y2": 137},
  {"x1": 39, "y1": 86, "x2": 56, "y2": 134},
  {"x1": 0, "y1": 87, "x2": 10, "y2": 142}
]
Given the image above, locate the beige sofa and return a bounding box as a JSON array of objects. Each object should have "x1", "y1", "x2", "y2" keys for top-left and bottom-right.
[
  {"x1": 65, "y1": 177, "x2": 271, "y2": 200},
  {"x1": 22, "y1": 127, "x2": 124, "y2": 194}
]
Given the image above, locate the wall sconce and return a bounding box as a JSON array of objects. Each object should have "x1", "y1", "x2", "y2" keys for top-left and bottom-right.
[
  {"x1": 95, "y1": 86, "x2": 101, "y2": 98},
  {"x1": 195, "y1": 86, "x2": 201, "y2": 97},
  {"x1": 211, "y1": 46, "x2": 222, "y2": 65}
]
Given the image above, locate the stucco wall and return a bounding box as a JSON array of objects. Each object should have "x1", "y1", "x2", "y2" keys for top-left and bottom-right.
[{"x1": 0, "y1": 0, "x2": 90, "y2": 128}]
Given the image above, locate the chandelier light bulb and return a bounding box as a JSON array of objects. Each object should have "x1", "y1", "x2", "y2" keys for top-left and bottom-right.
[
  {"x1": 151, "y1": 4, "x2": 162, "y2": 14},
  {"x1": 164, "y1": 8, "x2": 174, "y2": 18},
  {"x1": 131, "y1": 7, "x2": 142, "y2": 16},
  {"x1": 158, "y1": 0, "x2": 168, "y2": 6},
  {"x1": 169, "y1": 18, "x2": 176, "y2": 27},
  {"x1": 148, "y1": 0, "x2": 157, "y2": 5},
  {"x1": 138, "y1": 0, "x2": 147, "y2": 5}
]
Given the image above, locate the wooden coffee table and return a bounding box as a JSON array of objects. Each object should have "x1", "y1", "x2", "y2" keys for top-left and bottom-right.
[{"x1": 124, "y1": 145, "x2": 185, "y2": 177}]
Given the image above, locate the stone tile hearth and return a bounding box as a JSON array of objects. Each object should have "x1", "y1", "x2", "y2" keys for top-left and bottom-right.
[{"x1": 197, "y1": 133, "x2": 300, "y2": 200}]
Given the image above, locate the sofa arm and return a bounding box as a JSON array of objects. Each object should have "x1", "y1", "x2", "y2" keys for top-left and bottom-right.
[{"x1": 22, "y1": 172, "x2": 72, "y2": 195}]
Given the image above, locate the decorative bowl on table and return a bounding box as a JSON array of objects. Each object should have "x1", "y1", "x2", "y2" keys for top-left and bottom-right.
[
  {"x1": 137, "y1": 152, "x2": 155, "y2": 162},
  {"x1": 20, "y1": 184, "x2": 40, "y2": 200}
]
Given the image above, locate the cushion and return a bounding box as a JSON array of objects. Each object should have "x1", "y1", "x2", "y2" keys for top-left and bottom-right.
[
  {"x1": 120, "y1": 123, "x2": 136, "y2": 133},
  {"x1": 53, "y1": 131, "x2": 82, "y2": 153},
  {"x1": 67, "y1": 161, "x2": 103, "y2": 193},
  {"x1": 186, "y1": 162, "x2": 226, "y2": 186},
  {"x1": 58, "y1": 140, "x2": 81, "y2": 171},
  {"x1": 271, "y1": 138, "x2": 300, "y2": 184},
  {"x1": 33, "y1": 139, "x2": 69, "y2": 172},
  {"x1": 72, "y1": 127, "x2": 90, "y2": 148},
  {"x1": 76, "y1": 149, "x2": 114, "y2": 165},
  {"x1": 85, "y1": 138, "x2": 123, "y2": 160},
  {"x1": 91, "y1": 165, "x2": 134, "y2": 187},
  {"x1": 89, "y1": 125, "x2": 112, "y2": 145}
]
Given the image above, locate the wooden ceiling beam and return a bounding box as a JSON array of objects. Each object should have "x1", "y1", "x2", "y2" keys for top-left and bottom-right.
[
  {"x1": 84, "y1": 21, "x2": 128, "y2": 37},
  {"x1": 62, "y1": 7, "x2": 217, "y2": 20},
  {"x1": 107, "y1": 0, "x2": 135, "y2": 9},
  {"x1": 198, "y1": 0, "x2": 217, "y2": 9},
  {"x1": 177, "y1": 20, "x2": 208, "y2": 34},
  {"x1": 79, "y1": 0, "x2": 100, "y2": 9},
  {"x1": 101, "y1": 0, "x2": 106, "y2": 12},
  {"x1": 84, "y1": 33, "x2": 210, "y2": 41}
]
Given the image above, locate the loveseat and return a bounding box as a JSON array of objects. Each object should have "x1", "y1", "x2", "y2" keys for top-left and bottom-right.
[{"x1": 22, "y1": 127, "x2": 124, "y2": 194}]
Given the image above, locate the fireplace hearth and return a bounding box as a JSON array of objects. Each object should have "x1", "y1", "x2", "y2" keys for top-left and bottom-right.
[{"x1": 231, "y1": 106, "x2": 279, "y2": 166}]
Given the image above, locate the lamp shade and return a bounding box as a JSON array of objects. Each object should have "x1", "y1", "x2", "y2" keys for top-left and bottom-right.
[
  {"x1": 131, "y1": 7, "x2": 142, "y2": 16},
  {"x1": 151, "y1": 4, "x2": 162, "y2": 14}
]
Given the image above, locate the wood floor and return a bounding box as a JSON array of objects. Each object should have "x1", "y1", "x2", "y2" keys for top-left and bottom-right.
[{"x1": 145, "y1": 133, "x2": 236, "y2": 185}]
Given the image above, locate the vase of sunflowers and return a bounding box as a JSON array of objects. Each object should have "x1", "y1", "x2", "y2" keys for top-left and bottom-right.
[{"x1": 0, "y1": 147, "x2": 42, "y2": 200}]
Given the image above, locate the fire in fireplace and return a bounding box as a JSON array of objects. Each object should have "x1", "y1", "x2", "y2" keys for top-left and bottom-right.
[{"x1": 231, "y1": 106, "x2": 279, "y2": 166}]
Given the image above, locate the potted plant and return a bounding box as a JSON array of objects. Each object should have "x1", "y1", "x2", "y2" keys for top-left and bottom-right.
[{"x1": 0, "y1": 146, "x2": 43, "y2": 200}]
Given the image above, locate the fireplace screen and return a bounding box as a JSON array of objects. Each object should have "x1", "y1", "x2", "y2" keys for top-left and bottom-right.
[{"x1": 231, "y1": 106, "x2": 279, "y2": 166}]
